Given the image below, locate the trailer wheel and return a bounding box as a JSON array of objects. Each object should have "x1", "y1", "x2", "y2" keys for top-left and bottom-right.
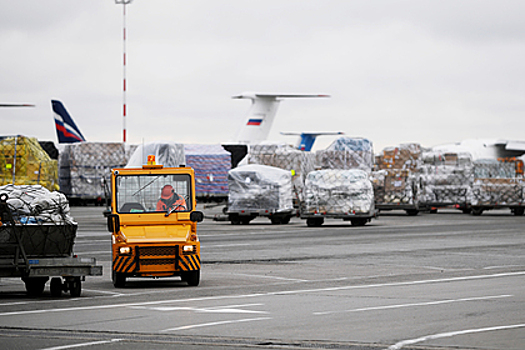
[
  {"x1": 182, "y1": 270, "x2": 200, "y2": 287},
  {"x1": 50, "y1": 277, "x2": 63, "y2": 297},
  {"x1": 306, "y1": 218, "x2": 323, "y2": 227},
  {"x1": 271, "y1": 216, "x2": 282, "y2": 225},
  {"x1": 67, "y1": 277, "x2": 82, "y2": 297},
  {"x1": 112, "y1": 270, "x2": 126, "y2": 288},
  {"x1": 471, "y1": 208, "x2": 483, "y2": 216},
  {"x1": 350, "y1": 218, "x2": 368, "y2": 226},
  {"x1": 23, "y1": 277, "x2": 48, "y2": 297},
  {"x1": 240, "y1": 217, "x2": 252, "y2": 225},
  {"x1": 405, "y1": 209, "x2": 419, "y2": 216},
  {"x1": 512, "y1": 207, "x2": 524, "y2": 216},
  {"x1": 281, "y1": 216, "x2": 291, "y2": 224}
]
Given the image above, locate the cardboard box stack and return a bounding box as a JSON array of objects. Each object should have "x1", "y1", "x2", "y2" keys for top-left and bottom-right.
[{"x1": 371, "y1": 143, "x2": 422, "y2": 208}]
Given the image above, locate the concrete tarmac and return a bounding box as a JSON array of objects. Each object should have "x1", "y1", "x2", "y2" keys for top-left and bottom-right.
[{"x1": 0, "y1": 206, "x2": 523, "y2": 350}]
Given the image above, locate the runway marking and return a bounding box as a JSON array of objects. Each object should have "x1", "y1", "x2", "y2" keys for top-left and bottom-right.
[
  {"x1": 386, "y1": 323, "x2": 525, "y2": 350},
  {"x1": 161, "y1": 316, "x2": 271, "y2": 332},
  {"x1": 0, "y1": 271, "x2": 523, "y2": 317},
  {"x1": 229, "y1": 273, "x2": 309, "y2": 282},
  {"x1": 313, "y1": 294, "x2": 513, "y2": 315},
  {"x1": 201, "y1": 243, "x2": 251, "y2": 248},
  {"x1": 131, "y1": 303, "x2": 268, "y2": 314},
  {"x1": 38, "y1": 339, "x2": 122, "y2": 350}
]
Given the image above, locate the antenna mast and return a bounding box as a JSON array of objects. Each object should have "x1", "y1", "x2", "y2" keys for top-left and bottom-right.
[{"x1": 116, "y1": 0, "x2": 132, "y2": 143}]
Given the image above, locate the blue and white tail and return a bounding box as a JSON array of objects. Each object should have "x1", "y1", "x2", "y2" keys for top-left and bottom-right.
[{"x1": 52, "y1": 100, "x2": 86, "y2": 143}]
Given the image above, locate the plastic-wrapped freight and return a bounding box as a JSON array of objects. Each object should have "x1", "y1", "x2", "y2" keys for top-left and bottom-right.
[
  {"x1": 315, "y1": 137, "x2": 374, "y2": 171},
  {"x1": 246, "y1": 142, "x2": 316, "y2": 203},
  {"x1": 302, "y1": 169, "x2": 375, "y2": 226},
  {"x1": 126, "y1": 142, "x2": 185, "y2": 167},
  {"x1": 371, "y1": 143, "x2": 422, "y2": 215},
  {"x1": 419, "y1": 151, "x2": 473, "y2": 212},
  {"x1": 469, "y1": 158, "x2": 525, "y2": 215},
  {"x1": 0, "y1": 184, "x2": 76, "y2": 257},
  {"x1": 227, "y1": 164, "x2": 293, "y2": 224},
  {"x1": 0, "y1": 136, "x2": 59, "y2": 191},
  {"x1": 184, "y1": 144, "x2": 230, "y2": 199},
  {"x1": 59, "y1": 142, "x2": 129, "y2": 202}
]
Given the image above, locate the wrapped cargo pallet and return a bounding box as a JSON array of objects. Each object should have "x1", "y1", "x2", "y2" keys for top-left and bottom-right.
[
  {"x1": 469, "y1": 158, "x2": 525, "y2": 215},
  {"x1": 227, "y1": 164, "x2": 294, "y2": 225},
  {"x1": 126, "y1": 142, "x2": 185, "y2": 168},
  {"x1": 315, "y1": 137, "x2": 374, "y2": 171},
  {"x1": 184, "y1": 144, "x2": 230, "y2": 200},
  {"x1": 302, "y1": 169, "x2": 375, "y2": 227},
  {"x1": 0, "y1": 184, "x2": 76, "y2": 257},
  {"x1": 246, "y1": 142, "x2": 316, "y2": 204},
  {"x1": 372, "y1": 143, "x2": 422, "y2": 215},
  {"x1": 59, "y1": 142, "x2": 130, "y2": 204},
  {"x1": 419, "y1": 151, "x2": 473, "y2": 212},
  {"x1": 0, "y1": 136, "x2": 58, "y2": 192}
]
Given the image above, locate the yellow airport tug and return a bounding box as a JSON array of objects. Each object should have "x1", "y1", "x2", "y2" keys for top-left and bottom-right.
[{"x1": 107, "y1": 156, "x2": 203, "y2": 287}]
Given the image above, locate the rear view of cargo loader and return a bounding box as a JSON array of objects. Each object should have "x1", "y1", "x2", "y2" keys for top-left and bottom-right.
[{"x1": 108, "y1": 157, "x2": 203, "y2": 287}]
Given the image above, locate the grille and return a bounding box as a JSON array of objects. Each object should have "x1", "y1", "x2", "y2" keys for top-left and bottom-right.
[
  {"x1": 140, "y1": 258, "x2": 176, "y2": 266},
  {"x1": 138, "y1": 246, "x2": 177, "y2": 257}
]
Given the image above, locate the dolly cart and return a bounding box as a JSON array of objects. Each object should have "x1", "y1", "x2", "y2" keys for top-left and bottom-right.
[{"x1": 0, "y1": 193, "x2": 102, "y2": 297}]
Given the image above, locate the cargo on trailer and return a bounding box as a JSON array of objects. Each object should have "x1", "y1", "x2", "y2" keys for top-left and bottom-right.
[
  {"x1": 302, "y1": 169, "x2": 376, "y2": 227},
  {"x1": 469, "y1": 158, "x2": 525, "y2": 216},
  {"x1": 419, "y1": 151, "x2": 473, "y2": 213},
  {"x1": 372, "y1": 143, "x2": 423, "y2": 216},
  {"x1": 227, "y1": 164, "x2": 294, "y2": 225},
  {"x1": 0, "y1": 185, "x2": 102, "y2": 297}
]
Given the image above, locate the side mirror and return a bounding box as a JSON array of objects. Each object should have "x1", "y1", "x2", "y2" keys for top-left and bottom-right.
[
  {"x1": 190, "y1": 211, "x2": 204, "y2": 223},
  {"x1": 107, "y1": 214, "x2": 120, "y2": 233}
]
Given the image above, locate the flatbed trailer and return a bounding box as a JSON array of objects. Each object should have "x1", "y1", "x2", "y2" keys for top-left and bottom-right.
[
  {"x1": 0, "y1": 192, "x2": 102, "y2": 297},
  {"x1": 301, "y1": 211, "x2": 377, "y2": 227},
  {"x1": 0, "y1": 255, "x2": 102, "y2": 297}
]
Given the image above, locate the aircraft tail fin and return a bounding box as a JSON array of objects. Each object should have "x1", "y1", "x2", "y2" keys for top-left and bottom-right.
[
  {"x1": 52, "y1": 100, "x2": 86, "y2": 143},
  {"x1": 281, "y1": 131, "x2": 344, "y2": 151},
  {"x1": 232, "y1": 92, "x2": 329, "y2": 145}
]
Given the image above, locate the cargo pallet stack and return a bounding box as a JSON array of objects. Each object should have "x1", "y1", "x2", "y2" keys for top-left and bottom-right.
[
  {"x1": 302, "y1": 137, "x2": 377, "y2": 226},
  {"x1": 419, "y1": 151, "x2": 473, "y2": 213},
  {"x1": 0, "y1": 184, "x2": 102, "y2": 297},
  {"x1": 227, "y1": 164, "x2": 294, "y2": 225},
  {"x1": 0, "y1": 136, "x2": 58, "y2": 192},
  {"x1": 371, "y1": 143, "x2": 422, "y2": 216},
  {"x1": 59, "y1": 142, "x2": 134, "y2": 206},
  {"x1": 469, "y1": 158, "x2": 525, "y2": 216}
]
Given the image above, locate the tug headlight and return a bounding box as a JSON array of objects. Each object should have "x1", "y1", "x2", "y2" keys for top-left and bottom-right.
[
  {"x1": 119, "y1": 246, "x2": 132, "y2": 255},
  {"x1": 183, "y1": 245, "x2": 196, "y2": 254}
]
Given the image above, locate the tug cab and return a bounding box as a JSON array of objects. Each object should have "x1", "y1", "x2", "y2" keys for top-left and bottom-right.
[{"x1": 107, "y1": 156, "x2": 203, "y2": 287}]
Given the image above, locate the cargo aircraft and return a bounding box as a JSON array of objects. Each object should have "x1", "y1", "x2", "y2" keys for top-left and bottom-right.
[{"x1": 431, "y1": 139, "x2": 525, "y2": 160}]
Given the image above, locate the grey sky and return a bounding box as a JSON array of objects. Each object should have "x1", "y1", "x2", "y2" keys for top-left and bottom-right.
[{"x1": 1, "y1": 0, "x2": 524, "y2": 151}]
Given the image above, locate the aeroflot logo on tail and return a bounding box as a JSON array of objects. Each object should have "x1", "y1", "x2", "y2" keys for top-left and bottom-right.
[{"x1": 247, "y1": 118, "x2": 263, "y2": 126}]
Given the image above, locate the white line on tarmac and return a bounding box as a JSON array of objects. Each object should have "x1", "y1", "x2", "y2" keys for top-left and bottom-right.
[
  {"x1": 161, "y1": 316, "x2": 271, "y2": 332},
  {"x1": 386, "y1": 324, "x2": 525, "y2": 350},
  {"x1": 38, "y1": 339, "x2": 122, "y2": 350},
  {"x1": 313, "y1": 294, "x2": 513, "y2": 315},
  {"x1": 0, "y1": 271, "x2": 523, "y2": 317}
]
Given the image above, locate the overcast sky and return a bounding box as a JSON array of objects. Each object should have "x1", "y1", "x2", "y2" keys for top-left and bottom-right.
[{"x1": 1, "y1": 0, "x2": 524, "y2": 152}]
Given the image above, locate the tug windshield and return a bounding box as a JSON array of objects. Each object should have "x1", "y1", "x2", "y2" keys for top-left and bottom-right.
[{"x1": 115, "y1": 173, "x2": 192, "y2": 214}]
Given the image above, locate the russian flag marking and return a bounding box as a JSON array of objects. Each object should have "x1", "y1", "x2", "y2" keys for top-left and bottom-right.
[{"x1": 247, "y1": 119, "x2": 263, "y2": 126}]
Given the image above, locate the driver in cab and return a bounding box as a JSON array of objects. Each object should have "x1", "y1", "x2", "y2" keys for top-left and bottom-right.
[{"x1": 156, "y1": 184, "x2": 187, "y2": 212}]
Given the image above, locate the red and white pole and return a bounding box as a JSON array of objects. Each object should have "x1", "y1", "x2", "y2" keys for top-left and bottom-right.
[{"x1": 116, "y1": 0, "x2": 132, "y2": 143}]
